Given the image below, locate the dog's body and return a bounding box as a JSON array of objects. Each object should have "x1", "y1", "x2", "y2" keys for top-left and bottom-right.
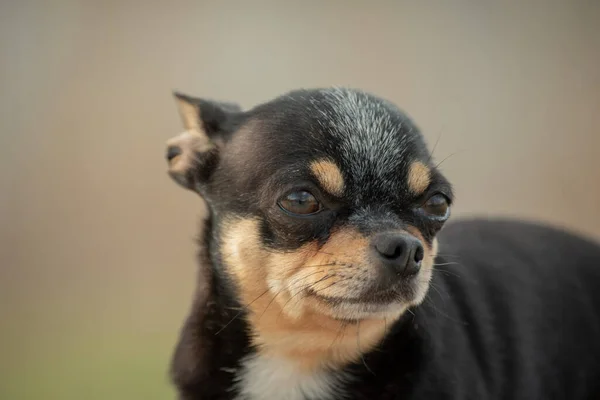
[{"x1": 164, "y1": 88, "x2": 600, "y2": 399}]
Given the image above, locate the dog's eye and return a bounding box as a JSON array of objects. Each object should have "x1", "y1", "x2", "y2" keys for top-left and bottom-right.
[
  {"x1": 278, "y1": 191, "x2": 322, "y2": 215},
  {"x1": 419, "y1": 194, "x2": 450, "y2": 218}
]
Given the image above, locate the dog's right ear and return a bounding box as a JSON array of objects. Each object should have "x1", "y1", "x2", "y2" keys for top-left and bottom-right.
[{"x1": 166, "y1": 92, "x2": 241, "y2": 192}]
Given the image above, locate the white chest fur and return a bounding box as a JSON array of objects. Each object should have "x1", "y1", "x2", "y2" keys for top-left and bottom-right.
[{"x1": 233, "y1": 355, "x2": 348, "y2": 400}]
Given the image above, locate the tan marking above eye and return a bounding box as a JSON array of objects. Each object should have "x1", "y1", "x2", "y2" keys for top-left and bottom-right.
[
  {"x1": 309, "y1": 159, "x2": 345, "y2": 197},
  {"x1": 407, "y1": 161, "x2": 431, "y2": 195}
]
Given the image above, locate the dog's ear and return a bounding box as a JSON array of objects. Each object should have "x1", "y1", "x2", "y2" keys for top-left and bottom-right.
[{"x1": 166, "y1": 92, "x2": 241, "y2": 192}]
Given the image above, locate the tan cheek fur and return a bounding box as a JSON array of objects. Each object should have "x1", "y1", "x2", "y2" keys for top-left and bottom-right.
[
  {"x1": 407, "y1": 161, "x2": 431, "y2": 195},
  {"x1": 222, "y1": 219, "x2": 390, "y2": 371},
  {"x1": 310, "y1": 159, "x2": 345, "y2": 197},
  {"x1": 221, "y1": 218, "x2": 438, "y2": 372}
]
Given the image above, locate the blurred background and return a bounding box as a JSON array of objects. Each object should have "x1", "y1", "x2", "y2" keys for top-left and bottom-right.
[{"x1": 1, "y1": 1, "x2": 599, "y2": 399}]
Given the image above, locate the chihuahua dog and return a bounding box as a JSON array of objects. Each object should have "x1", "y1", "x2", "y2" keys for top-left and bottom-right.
[{"x1": 164, "y1": 88, "x2": 600, "y2": 400}]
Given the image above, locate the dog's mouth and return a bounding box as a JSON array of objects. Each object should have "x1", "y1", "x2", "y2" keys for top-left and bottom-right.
[{"x1": 306, "y1": 281, "x2": 415, "y2": 307}]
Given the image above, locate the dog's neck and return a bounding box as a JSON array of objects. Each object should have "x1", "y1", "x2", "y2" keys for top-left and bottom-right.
[{"x1": 169, "y1": 215, "x2": 252, "y2": 398}]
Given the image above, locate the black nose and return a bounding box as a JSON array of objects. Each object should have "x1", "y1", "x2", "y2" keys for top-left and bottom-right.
[{"x1": 371, "y1": 232, "x2": 424, "y2": 276}]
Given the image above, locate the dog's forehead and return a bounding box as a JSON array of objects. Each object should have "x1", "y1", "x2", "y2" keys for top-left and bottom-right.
[
  {"x1": 310, "y1": 88, "x2": 424, "y2": 173},
  {"x1": 246, "y1": 88, "x2": 430, "y2": 197}
]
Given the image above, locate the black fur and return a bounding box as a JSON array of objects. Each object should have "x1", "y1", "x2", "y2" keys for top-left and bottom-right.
[
  {"x1": 167, "y1": 88, "x2": 600, "y2": 399},
  {"x1": 170, "y1": 216, "x2": 251, "y2": 400},
  {"x1": 343, "y1": 219, "x2": 600, "y2": 399},
  {"x1": 172, "y1": 218, "x2": 600, "y2": 399}
]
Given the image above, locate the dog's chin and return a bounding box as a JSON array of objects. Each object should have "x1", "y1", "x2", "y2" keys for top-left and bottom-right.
[{"x1": 321, "y1": 299, "x2": 408, "y2": 321}]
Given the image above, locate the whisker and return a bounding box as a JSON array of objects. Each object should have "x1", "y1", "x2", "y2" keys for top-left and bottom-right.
[
  {"x1": 214, "y1": 287, "x2": 271, "y2": 335},
  {"x1": 310, "y1": 277, "x2": 353, "y2": 295},
  {"x1": 278, "y1": 276, "x2": 354, "y2": 319},
  {"x1": 276, "y1": 274, "x2": 336, "y2": 321},
  {"x1": 328, "y1": 321, "x2": 348, "y2": 351},
  {"x1": 257, "y1": 289, "x2": 289, "y2": 322},
  {"x1": 427, "y1": 281, "x2": 447, "y2": 300},
  {"x1": 424, "y1": 296, "x2": 467, "y2": 325},
  {"x1": 260, "y1": 270, "x2": 331, "y2": 320},
  {"x1": 433, "y1": 262, "x2": 461, "y2": 267},
  {"x1": 303, "y1": 262, "x2": 338, "y2": 268},
  {"x1": 426, "y1": 126, "x2": 444, "y2": 165},
  {"x1": 435, "y1": 253, "x2": 462, "y2": 258},
  {"x1": 357, "y1": 321, "x2": 375, "y2": 375},
  {"x1": 433, "y1": 267, "x2": 462, "y2": 278},
  {"x1": 288, "y1": 269, "x2": 328, "y2": 286},
  {"x1": 314, "y1": 249, "x2": 334, "y2": 256},
  {"x1": 302, "y1": 262, "x2": 357, "y2": 272},
  {"x1": 434, "y1": 149, "x2": 466, "y2": 169}
]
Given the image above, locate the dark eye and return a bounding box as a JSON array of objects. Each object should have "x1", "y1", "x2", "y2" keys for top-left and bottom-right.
[
  {"x1": 419, "y1": 194, "x2": 450, "y2": 218},
  {"x1": 278, "y1": 191, "x2": 322, "y2": 216}
]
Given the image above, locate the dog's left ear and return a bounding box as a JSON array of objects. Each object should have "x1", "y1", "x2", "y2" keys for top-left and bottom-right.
[{"x1": 166, "y1": 92, "x2": 241, "y2": 192}]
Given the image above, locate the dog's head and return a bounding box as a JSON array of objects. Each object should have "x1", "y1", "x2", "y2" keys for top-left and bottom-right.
[{"x1": 167, "y1": 88, "x2": 452, "y2": 368}]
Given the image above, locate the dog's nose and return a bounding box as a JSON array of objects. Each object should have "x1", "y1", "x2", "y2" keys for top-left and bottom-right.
[{"x1": 371, "y1": 232, "x2": 424, "y2": 276}]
